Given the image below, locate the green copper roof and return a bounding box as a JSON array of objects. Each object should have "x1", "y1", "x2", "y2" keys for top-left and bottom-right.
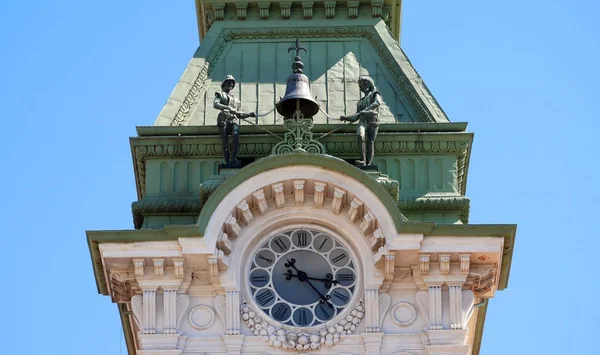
[{"x1": 154, "y1": 20, "x2": 449, "y2": 126}]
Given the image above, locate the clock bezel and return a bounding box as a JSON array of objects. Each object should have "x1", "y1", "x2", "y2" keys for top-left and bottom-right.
[{"x1": 243, "y1": 223, "x2": 363, "y2": 332}]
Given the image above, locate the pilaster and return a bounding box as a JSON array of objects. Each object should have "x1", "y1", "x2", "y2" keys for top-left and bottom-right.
[
  {"x1": 141, "y1": 287, "x2": 158, "y2": 334},
  {"x1": 222, "y1": 334, "x2": 245, "y2": 355},
  {"x1": 448, "y1": 283, "x2": 464, "y2": 330},
  {"x1": 427, "y1": 284, "x2": 443, "y2": 330},
  {"x1": 163, "y1": 287, "x2": 178, "y2": 334},
  {"x1": 364, "y1": 287, "x2": 380, "y2": 332},
  {"x1": 225, "y1": 288, "x2": 241, "y2": 335},
  {"x1": 362, "y1": 332, "x2": 384, "y2": 355}
]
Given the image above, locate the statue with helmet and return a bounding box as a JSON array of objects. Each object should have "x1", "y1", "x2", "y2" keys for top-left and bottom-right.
[
  {"x1": 214, "y1": 75, "x2": 256, "y2": 168},
  {"x1": 340, "y1": 76, "x2": 382, "y2": 167}
]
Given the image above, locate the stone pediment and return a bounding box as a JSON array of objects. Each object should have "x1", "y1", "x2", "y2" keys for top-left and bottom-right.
[{"x1": 154, "y1": 20, "x2": 449, "y2": 126}]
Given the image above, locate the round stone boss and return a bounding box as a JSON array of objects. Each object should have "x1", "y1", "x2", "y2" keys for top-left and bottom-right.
[{"x1": 245, "y1": 226, "x2": 360, "y2": 329}]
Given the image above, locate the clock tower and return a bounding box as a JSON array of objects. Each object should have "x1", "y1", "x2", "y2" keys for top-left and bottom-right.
[{"x1": 87, "y1": 1, "x2": 516, "y2": 354}]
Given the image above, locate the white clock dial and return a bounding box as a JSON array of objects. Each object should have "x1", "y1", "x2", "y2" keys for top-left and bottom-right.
[{"x1": 248, "y1": 228, "x2": 357, "y2": 327}]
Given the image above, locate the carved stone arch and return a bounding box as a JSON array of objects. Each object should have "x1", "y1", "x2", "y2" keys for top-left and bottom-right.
[
  {"x1": 199, "y1": 153, "x2": 403, "y2": 257},
  {"x1": 223, "y1": 209, "x2": 380, "y2": 289}
]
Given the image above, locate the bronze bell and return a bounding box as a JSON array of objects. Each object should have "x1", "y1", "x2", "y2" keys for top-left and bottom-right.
[{"x1": 276, "y1": 39, "x2": 320, "y2": 118}]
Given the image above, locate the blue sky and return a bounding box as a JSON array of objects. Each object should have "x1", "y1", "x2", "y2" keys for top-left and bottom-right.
[{"x1": 1, "y1": 0, "x2": 598, "y2": 353}]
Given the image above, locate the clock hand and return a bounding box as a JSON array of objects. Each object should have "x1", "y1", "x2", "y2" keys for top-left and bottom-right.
[
  {"x1": 284, "y1": 271, "x2": 340, "y2": 288},
  {"x1": 284, "y1": 267, "x2": 334, "y2": 308}
]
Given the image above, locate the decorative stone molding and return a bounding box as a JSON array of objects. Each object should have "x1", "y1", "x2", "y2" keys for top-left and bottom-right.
[
  {"x1": 419, "y1": 254, "x2": 430, "y2": 274},
  {"x1": 313, "y1": 181, "x2": 327, "y2": 207},
  {"x1": 236, "y1": 2, "x2": 248, "y2": 19},
  {"x1": 459, "y1": 254, "x2": 470, "y2": 273},
  {"x1": 331, "y1": 187, "x2": 346, "y2": 214},
  {"x1": 360, "y1": 211, "x2": 377, "y2": 234},
  {"x1": 439, "y1": 254, "x2": 451, "y2": 274},
  {"x1": 213, "y1": 3, "x2": 225, "y2": 20},
  {"x1": 347, "y1": 1, "x2": 359, "y2": 18},
  {"x1": 225, "y1": 215, "x2": 242, "y2": 238},
  {"x1": 253, "y1": 189, "x2": 269, "y2": 215},
  {"x1": 302, "y1": 2, "x2": 314, "y2": 19},
  {"x1": 467, "y1": 264, "x2": 497, "y2": 296},
  {"x1": 324, "y1": 1, "x2": 336, "y2": 18},
  {"x1": 293, "y1": 180, "x2": 305, "y2": 204},
  {"x1": 153, "y1": 258, "x2": 164, "y2": 277},
  {"x1": 371, "y1": 0, "x2": 383, "y2": 17},
  {"x1": 173, "y1": 258, "x2": 184, "y2": 279},
  {"x1": 241, "y1": 301, "x2": 365, "y2": 350},
  {"x1": 236, "y1": 200, "x2": 254, "y2": 224},
  {"x1": 109, "y1": 271, "x2": 136, "y2": 303},
  {"x1": 378, "y1": 293, "x2": 392, "y2": 328},
  {"x1": 220, "y1": 232, "x2": 234, "y2": 253},
  {"x1": 133, "y1": 258, "x2": 145, "y2": 277},
  {"x1": 347, "y1": 198, "x2": 363, "y2": 222},
  {"x1": 381, "y1": 253, "x2": 395, "y2": 292},
  {"x1": 258, "y1": 2, "x2": 270, "y2": 19},
  {"x1": 188, "y1": 305, "x2": 216, "y2": 329},
  {"x1": 390, "y1": 302, "x2": 417, "y2": 326},
  {"x1": 372, "y1": 245, "x2": 387, "y2": 265},
  {"x1": 272, "y1": 182, "x2": 285, "y2": 208},
  {"x1": 214, "y1": 295, "x2": 227, "y2": 327},
  {"x1": 280, "y1": 2, "x2": 292, "y2": 18}
]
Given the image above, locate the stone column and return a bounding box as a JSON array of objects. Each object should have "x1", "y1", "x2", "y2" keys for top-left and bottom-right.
[{"x1": 364, "y1": 287, "x2": 380, "y2": 332}]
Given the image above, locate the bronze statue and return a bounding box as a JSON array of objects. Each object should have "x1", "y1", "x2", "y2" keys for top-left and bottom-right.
[
  {"x1": 340, "y1": 76, "x2": 381, "y2": 167},
  {"x1": 214, "y1": 75, "x2": 255, "y2": 167}
]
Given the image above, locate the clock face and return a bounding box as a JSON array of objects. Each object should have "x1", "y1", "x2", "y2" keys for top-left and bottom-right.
[{"x1": 248, "y1": 228, "x2": 358, "y2": 327}]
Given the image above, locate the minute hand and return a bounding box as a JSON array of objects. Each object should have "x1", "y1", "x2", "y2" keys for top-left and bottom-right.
[{"x1": 284, "y1": 272, "x2": 340, "y2": 285}]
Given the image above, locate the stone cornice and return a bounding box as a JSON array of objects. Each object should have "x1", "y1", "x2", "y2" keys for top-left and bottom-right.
[{"x1": 399, "y1": 223, "x2": 516, "y2": 291}]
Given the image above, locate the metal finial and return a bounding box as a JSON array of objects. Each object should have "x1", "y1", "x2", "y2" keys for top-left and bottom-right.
[{"x1": 287, "y1": 38, "x2": 307, "y2": 57}]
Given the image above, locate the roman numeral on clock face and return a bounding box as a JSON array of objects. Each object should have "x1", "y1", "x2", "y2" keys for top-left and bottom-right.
[
  {"x1": 256, "y1": 290, "x2": 274, "y2": 306},
  {"x1": 296, "y1": 232, "x2": 308, "y2": 246},
  {"x1": 297, "y1": 309, "x2": 308, "y2": 325},
  {"x1": 332, "y1": 253, "x2": 347, "y2": 263},
  {"x1": 333, "y1": 291, "x2": 349, "y2": 303},
  {"x1": 273, "y1": 238, "x2": 287, "y2": 252},
  {"x1": 251, "y1": 275, "x2": 268, "y2": 282},
  {"x1": 272, "y1": 304, "x2": 290, "y2": 321},
  {"x1": 337, "y1": 273, "x2": 354, "y2": 282}
]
